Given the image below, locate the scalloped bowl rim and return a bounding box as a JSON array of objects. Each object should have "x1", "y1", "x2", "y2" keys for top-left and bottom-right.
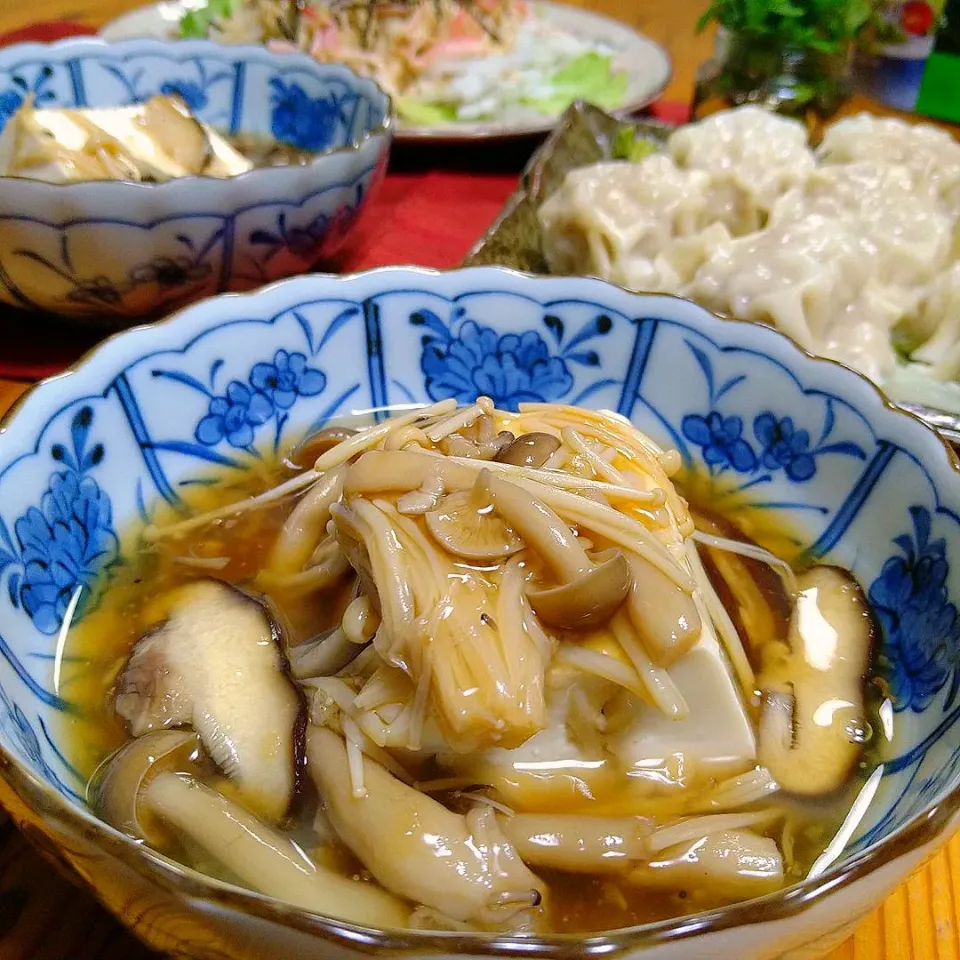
[
  {"x1": 1, "y1": 265, "x2": 959, "y2": 956},
  {"x1": 0, "y1": 37, "x2": 394, "y2": 194}
]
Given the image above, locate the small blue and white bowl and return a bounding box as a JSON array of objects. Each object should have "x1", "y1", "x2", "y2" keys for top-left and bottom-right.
[
  {"x1": 0, "y1": 267, "x2": 958, "y2": 960},
  {"x1": 0, "y1": 38, "x2": 392, "y2": 325}
]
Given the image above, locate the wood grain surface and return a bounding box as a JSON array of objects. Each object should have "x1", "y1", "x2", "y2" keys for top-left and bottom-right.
[{"x1": 0, "y1": 1, "x2": 958, "y2": 958}]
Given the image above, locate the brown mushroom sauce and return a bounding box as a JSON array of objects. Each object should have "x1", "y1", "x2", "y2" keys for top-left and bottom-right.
[{"x1": 58, "y1": 403, "x2": 888, "y2": 936}]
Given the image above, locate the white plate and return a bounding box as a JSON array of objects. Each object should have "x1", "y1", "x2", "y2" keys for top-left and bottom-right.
[{"x1": 100, "y1": 1, "x2": 672, "y2": 143}]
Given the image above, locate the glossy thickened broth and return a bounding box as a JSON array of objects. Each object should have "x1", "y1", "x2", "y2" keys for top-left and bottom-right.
[{"x1": 59, "y1": 400, "x2": 886, "y2": 935}]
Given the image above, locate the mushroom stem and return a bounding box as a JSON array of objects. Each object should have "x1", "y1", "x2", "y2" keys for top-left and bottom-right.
[
  {"x1": 142, "y1": 772, "x2": 410, "y2": 929},
  {"x1": 499, "y1": 814, "x2": 654, "y2": 874},
  {"x1": 482, "y1": 471, "x2": 590, "y2": 582},
  {"x1": 306, "y1": 726, "x2": 545, "y2": 929},
  {"x1": 482, "y1": 471, "x2": 632, "y2": 629},
  {"x1": 266, "y1": 465, "x2": 346, "y2": 574}
]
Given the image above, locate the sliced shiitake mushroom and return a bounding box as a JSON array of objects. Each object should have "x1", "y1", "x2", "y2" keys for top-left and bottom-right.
[
  {"x1": 140, "y1": 94, "x2": 212, "y2": 174},
  {"x1": 114, "y1": 579, "x2": 304, "y2": 823},
  {"x1": 757, "y1": 566, "x2": 873, "y2": 797}
]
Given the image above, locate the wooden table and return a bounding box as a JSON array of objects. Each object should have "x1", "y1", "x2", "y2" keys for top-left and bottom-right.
[{"x1": 0, "y1": 2, "x2": 958, "y2": 959}]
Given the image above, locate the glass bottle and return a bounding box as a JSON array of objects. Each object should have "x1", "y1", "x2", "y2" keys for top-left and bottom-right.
[{"x1": 693, "y1": 28, "x2": 853, "y2": 131}]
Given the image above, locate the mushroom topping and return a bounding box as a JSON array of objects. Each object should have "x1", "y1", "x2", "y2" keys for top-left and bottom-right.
[
  {"x1": 140, "y1": 94, "x2": 212, "y2": 174},
  {"x1": 266, "y1": 464, "x2": 347, "y2": 574},
  {"x1": 424, "y1": 482, "x2": 525, "y2": 563},
  {"x1": 307, "y1": 726, "x2": 546, "y2": 930},
  {"x1": 757, "y1": 566, "x2": 873, "y2": 797},
  {"x1": 499, "y1": 814, "x2": 654, "y2": 875},
  {"x1": 482, "y1": 471, "x2": 631, "y2": 629},
  {"x1": 625, "y1": 552, "x2": 702, "y2": 666},
  {"x1": 628, "y1": 829, "x2": 784, "y2": 899},
  {"x1": 288, "y1": 627, "x2": 360, "y2": 679},
  {"x1": 114, "y1": 579, "x2": 303, "y2": 823},
  {"x1": 293, "y1": 425, "x2": 360, "y2": 466},
  {"x1": 495, "y1": 433, "x2": 562, "y2": 468},
  {"x1": 141, "y1": 772, "x2": 409, "y2": 928},
  {"x1": 92, "y1": 729, "x2": 207, "y2": 841}
]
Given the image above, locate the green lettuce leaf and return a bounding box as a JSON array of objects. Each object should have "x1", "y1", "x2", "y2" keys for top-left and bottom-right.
[
  {"x1": 396, "y1": 97, "x2": 460, "y2": 125},
  {"x1": 521, "y1": 52, "x2": 629, "y2": 115},
  {"x1": 179, "y1": 0, "x2": 241, "y2": 38}
]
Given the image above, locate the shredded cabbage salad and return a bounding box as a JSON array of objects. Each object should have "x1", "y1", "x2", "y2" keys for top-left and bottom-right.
[{"x1": 179, "y1": 0, "x2": 629, "y2": 126}]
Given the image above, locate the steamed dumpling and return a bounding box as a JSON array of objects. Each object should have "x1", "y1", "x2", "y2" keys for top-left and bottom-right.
[
  {"x1": 538, "y1": 156, "x2": 730, "y2": 294},
  {"x1": 668, "y1": 106, "x2": 816, "y2": 235},
  {"x1": 770, "y1": 162, "x2": 953, "y2": 288},
  {"x1": 818, "y1": 114, "x2": 960, "y2": 218},
  {"x1": 908, "y1": 263, "x2": 960, "y2": 378}
]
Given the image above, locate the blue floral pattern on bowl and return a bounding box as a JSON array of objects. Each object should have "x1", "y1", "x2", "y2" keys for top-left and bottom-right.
[
  {"x1": 0, "y1": 39, "x2": 392, "y2": 323},
  {"x1": 0, "y1": 270, "x2": 958, "y2": 958},
  {"x1": 0, "y1": 406, "x2": 118, "y2": 639},
  {"x1": 870, "y1": 506, "x2": 960, "y2": 715}
]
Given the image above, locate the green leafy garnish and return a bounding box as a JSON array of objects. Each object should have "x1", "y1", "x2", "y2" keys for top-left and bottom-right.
[
  {"x1": 612, "y1": 127, "x2": 658, "y2": 162},
  {"x1": 179, "y1": 0, "x2": 242, "y2": 38},
  {"x1": 396, "y1": 98, "x2": 460, "y2": 125},
  {"x1": 521, "y1": 52, "x2": 628, "y2": 115},
  {"x1": 697, "y1": 0, "x2": 878, "y2": 55}
]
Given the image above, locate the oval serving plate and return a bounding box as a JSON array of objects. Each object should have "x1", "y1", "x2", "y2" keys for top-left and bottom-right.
[
  {"x1": 463, "y1": 100, "x2": 960, "y2": 450},
  {"x1": 100, "y1": 0, "x2": 672, "y2": 144}
]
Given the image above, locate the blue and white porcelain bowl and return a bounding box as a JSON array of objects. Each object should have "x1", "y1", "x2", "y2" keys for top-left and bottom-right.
[
  {"x1": 0, "y1": 267, "x2": 958, "y2": 960},
  {"x1": 0, "y1": 38, "x2": 391, "y2": 325}
]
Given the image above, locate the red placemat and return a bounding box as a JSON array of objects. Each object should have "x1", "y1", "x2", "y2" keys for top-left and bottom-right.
[{"x1": 0, "y1": 20, "x2": 688, "y2": 382}]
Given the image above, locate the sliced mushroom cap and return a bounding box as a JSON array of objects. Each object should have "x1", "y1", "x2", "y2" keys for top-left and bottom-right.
[
  {"x1": 495, "y1": 433, "x2": 562, "y2": 468},
  {"x1": 757, "y1": 566, "x2": 873, "y2": 797},
  {"x1": 306, "y1": 725, "x2": 546, "y2": 930},
  {"x1": 114, "y1": 579, "x2": 304, "y2": 823},
  {"x1": 425, "y1": 489, "x2": 525, "y2": 562},
  {"x1": 92, "y1": 729, "x2": 206, "y2": 841},
  {"x1": 528, "y1": 548, "x2": 632, "y2": 630},
  {"x1": 142, "y1": 772, "x2": 409, "y2": 929},
  {"x1": 140, "y1": 94, "x2": 212, "y2": 174},
  {"x1": 482, "y1": 471, "x2": 631, "y2": 628}
]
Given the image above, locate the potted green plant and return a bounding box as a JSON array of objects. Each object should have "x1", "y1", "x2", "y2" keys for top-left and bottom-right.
[{"x1": 693, "y1": 0, "x2": 878, "y2": 124}]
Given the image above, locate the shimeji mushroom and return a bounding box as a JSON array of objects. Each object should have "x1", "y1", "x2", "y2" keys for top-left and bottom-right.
[
  {"x1": 499, "y1": 814, "x2": 654, "y2": 874},
  {"x1": 93, "y1": 729, "x2": 207, "y2": 840},
  {"x1": 482, "y1": 471, "x2": 632, "y2": 629},
  {"x1": 115, "y1": 579, "x2": 304, "y2": 824},
  {"x1": 625, "y1": 552, "x2": 702, "y2": 666},
  {"x1": 424, "y1": 482, "x2": 525, "y2": 562},
  {"x1": 94, "y1": 736, "x2": 408, "y2": 929},
  {"x1": 495, "y1": 433, "x2": 562, "y2": 468},
  {"x1": 265, "y1": 464, "x2": 347, "y2": 574},
  {"x1": 628, "y1": 830, "x2": 784, "y2": 899},
  {"x1": 757, "y1": 566, "x2": 873, "y2": 796},
  {"x1": 307, "y1": 726, "x2": 546, "y2": 930}
]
